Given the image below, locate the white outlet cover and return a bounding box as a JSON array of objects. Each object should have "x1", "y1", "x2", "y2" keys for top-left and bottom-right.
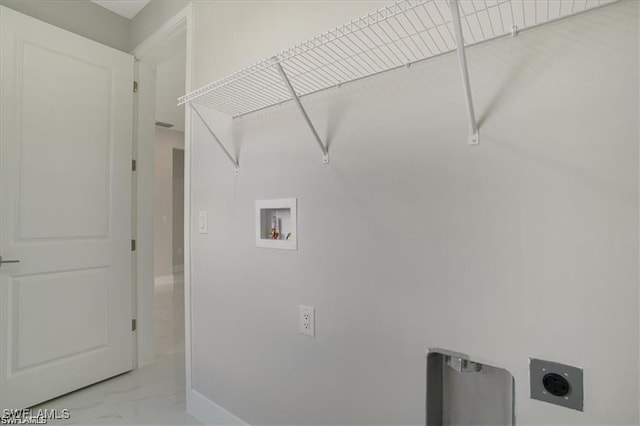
[{"x1": 299, "y1": 305, "x2": 315, "y2": 337}]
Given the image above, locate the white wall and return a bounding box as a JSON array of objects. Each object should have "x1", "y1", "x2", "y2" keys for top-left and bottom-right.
[
  {"x1": 185, "y1": 1, "x2": 639, "y2": 424},
  {"x1": 0, "y1": 0, "x2": 131, "y2": 52},
  {"x1": 191, "y1": 1, "x2": 384, "y2": 89},
  {"x1": 154, "y1": 128, "x2": 184, "y2": 280}
]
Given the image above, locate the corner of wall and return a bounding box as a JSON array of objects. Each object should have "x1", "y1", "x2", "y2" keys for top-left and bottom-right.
[{"x1": 187, "y1": 390, "x2": 248, "y2": 426}]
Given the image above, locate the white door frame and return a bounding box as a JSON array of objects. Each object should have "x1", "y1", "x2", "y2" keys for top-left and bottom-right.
[{"x1": 130, "y1": 4, "x2": 193, "y2": 394}]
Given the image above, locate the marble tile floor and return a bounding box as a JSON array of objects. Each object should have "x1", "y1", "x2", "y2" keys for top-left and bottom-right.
[
  {"x1": 31, "y1": 273, "x2": 196, "y2": 425},
  {"x1": 155, "y1": 273, "x2": 185, "y2": 358},
  {"x1": 32, "y1": 353, "x2": 199, "y2": 425}
]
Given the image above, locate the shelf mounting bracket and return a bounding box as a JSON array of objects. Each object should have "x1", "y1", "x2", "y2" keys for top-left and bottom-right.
[
  {"x1": 449, "y1": 0, "x2": 479, "y2": 146},
  {"x1": 273, "y1": 58, "x2": 329, "y2": 164},
  {"x1": 189, "y1": 102, "x2": 240, "y2": 174}
]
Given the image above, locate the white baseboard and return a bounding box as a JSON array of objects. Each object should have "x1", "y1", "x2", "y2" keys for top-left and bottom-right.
[
  {"x1": 187, "y1": 389, "x2": 247, "y2": 425},
  {"x1": 154, "y1": 275, "x2": 174, "y2": 288},
  {"x1": 173, "y1": 264, "x2": 184, "y2": 273}
]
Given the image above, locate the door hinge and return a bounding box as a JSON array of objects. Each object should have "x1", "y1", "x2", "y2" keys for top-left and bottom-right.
[
  {"x1": 132, "y1": 159, "x2": 137, "y2": 171},
  {"x1": 132, "y1": 319, "x2": 137, "y2": 331},
  {"x1": 131, "y1": 239, "x2": 136, "y2": 251},
  {"x1": 133, "y1": 81, "x2": 138, "y2": 93}
]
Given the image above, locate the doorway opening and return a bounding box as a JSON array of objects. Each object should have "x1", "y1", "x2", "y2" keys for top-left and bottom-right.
[
  {"x1": 131, "y1": 2, "x2": 192, "y2": 385},
  {"x1": 149, "y1": 32, "x2": 186, "y2": 359}
]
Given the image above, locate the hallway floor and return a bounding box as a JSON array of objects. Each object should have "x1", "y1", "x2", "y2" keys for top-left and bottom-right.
[
  {"x1": 32, "y1": 275, "x2": 197, "y2": 425},
  {"x1": 155, "y1": 273, "x2": 185, "y2": 358}
]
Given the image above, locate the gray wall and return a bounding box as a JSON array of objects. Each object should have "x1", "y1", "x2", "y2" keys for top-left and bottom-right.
[
  {"x1": 173, "y1": 149, "x2": 185, "y2": 269},
  {"x1": 130, "y1": 0, "x2": 187, "y2": 49},
  {"x1": 0, "y1": 0, "x2": 131, "y2": 52},
  {"x1": 0, "y1": 0, "x2": 190, "y2": 53},
  {"x1": 187, "y1": 1, "x2": 639, "y2": 425},
  {"x1": 154, "y1": 128, "x2": 184, "y2": 279}
]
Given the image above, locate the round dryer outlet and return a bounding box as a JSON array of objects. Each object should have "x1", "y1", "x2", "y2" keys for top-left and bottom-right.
[{"x1": 542, "y1": 373, "x2": 570, "y2": 397}]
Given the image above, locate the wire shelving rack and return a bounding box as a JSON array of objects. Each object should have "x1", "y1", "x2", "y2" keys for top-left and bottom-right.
[{"x1": 179, "y1": 0, "x2": 617, "y2": 172}]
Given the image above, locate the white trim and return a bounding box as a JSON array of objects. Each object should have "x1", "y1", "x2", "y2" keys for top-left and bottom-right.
[
  {"x1": 132, "y1": 58, "x2": 156, "y2": 368},
  {"x1": 131, "y1": 6, "x2": 189, "y2": 59},
  {"x1": 130, "y1": 2, "x2": 194, "y2": 386},
  {"x1": 131, "y1": 61, "x2": 141, "y2": 370},
  {"x1": 172, "y1": 264, "x2": 184, "y2": 273},
  {"x1": 187, "y1": 390, "x2": 247, "y2": 426},
  {"x1": 154, "y1": 275, "x2": 174, "y2": 287},
  {"x1": 183, "y1": 1, "x2": 194, "y2": 399}
]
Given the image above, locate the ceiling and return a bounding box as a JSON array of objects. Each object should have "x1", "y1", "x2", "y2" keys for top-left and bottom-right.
[{"x1": 90, "y1": 0, "x2": 150, "y2": 19}]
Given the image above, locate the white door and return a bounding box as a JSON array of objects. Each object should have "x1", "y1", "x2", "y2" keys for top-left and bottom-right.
[{"x1": 0, "y1": 7, "x2": 134, "y2": 409}]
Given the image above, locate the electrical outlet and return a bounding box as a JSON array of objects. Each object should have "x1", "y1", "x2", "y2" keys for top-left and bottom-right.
[
  {"x1": 530, "y1": 358, "x2": 583, "y2": 412},
  {"x1": 299, "y1": 305, "x2": 315, "y2": 337}
]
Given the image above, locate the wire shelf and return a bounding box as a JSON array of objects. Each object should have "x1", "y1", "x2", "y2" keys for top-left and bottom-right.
[{"x1": 179, "y1": 0, "x2": 617, "y2": 117}]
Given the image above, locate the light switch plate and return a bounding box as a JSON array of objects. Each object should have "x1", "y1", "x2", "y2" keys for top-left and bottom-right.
[
  {"x1": 530, "y1": 358, "x2": 583, "y2": 412},
  {"x1": 198, "y1": 211, "x2": 208, "y2": 234}
]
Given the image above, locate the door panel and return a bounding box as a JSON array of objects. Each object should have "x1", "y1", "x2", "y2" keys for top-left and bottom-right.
[
  {"x1": 18, "y1": 42, "x2": 112, "y2": 240},
  {"x1": 12, "y1": 268, "x2": 110, "y2": 370},
  {"x1": 0, "y1": 6, "x2": 134, "y2": 409}
]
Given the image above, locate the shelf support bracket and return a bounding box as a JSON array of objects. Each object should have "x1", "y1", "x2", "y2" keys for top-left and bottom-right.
[
  {"x1": 189, "y1": 102, "x2": 240, "y2": 174},
  {"x1": 273, "y1": 58, "x2": 329, "y2": 164},
  {"x1": 449, "y1": 0, "x2": 480, "y2": 146}
]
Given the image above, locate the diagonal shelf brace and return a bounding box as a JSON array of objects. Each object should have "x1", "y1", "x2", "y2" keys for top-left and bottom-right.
[
  {"x1": 273, "y1": 58, "x2": 329, "y2": 164},
  {"x1": 449, "y1": 0, "x2": 480, "y2": 146},
  {"x1": 189, "y1": 102, "x2": 240, "y2": 174}
]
